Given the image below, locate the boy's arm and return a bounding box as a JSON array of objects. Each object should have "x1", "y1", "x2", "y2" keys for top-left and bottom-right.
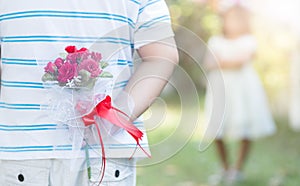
[{"x1": 124, "y1": 37, "x2": 178, "y2": 121}]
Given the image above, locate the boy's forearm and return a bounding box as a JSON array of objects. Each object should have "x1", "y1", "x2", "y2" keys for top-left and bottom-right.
[
  {"x1": 124, "y1": 38, "x2": 178, "y2": 121},
  {"x1": 124, "y1": 59, "x2": 176, "y2": 120}
]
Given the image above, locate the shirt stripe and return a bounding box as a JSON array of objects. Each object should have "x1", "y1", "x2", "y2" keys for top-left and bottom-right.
[
  {"x1": 1, "y1": 36, "x2": 131, "y2": 45},
  {"x1": 0, "y1": 121, "x2": 142, "y2": 132},
  {"x1": 114, "y1": 80, "x2": 129, "y2": 89},
  {"x1": 1, "y1": 80, "x2": 49, "y2": 89},
  {"x1": 139, "y1": 0, "x2": 161, "y2": 14},
  {"x1": 1, "y1": 58, "x2": 133, "y2": 67},
  {"x1": 130, "y1": 0, "x2": 141, "y2": 5},
  {"x1": 109, "y1": 59, "x2": 133, "y2": 67},
  {"x1": 0, "y1": 102, "x2": 48, "y2": 110},
  {"x1": 138, "y1": 15, "x2": 171, "y2": 29},
  {"x1": 0, "y1": 124, "x2": 64, "y2": 132},
  {"x1": 1, "y1": 58, "x2": 45, "y2": 66},
  {"x1": 1, "y1": 79, "x2": 129, "y2": 90},
  {"x1": 0, "y1": 10, "x2": 135, "y2": 28},
  {"x1": 0, "y1": 143, "x2": 149, "y2": 152}
]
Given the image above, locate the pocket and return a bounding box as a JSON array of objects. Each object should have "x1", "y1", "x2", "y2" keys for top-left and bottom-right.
[
  {"x1": 1, "y1": 160, "x2": 50, "y2": 186},
  {"x1": 89, "y1": 158, "x2": 135, "y2": 183}
]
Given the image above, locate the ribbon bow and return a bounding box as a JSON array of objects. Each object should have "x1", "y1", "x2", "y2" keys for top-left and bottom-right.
[{"x1": 76, "y1": 95, "x2": 150, "y2": 184}]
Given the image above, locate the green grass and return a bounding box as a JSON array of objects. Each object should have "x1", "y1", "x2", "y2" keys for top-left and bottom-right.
[{"x1": 136, "y1": 118, "x2": 300, "y2": 186}]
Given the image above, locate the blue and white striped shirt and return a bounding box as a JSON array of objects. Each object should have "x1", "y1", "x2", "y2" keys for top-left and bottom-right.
[{"x1": 0, "y1": 0, "x2": 174, "y2": 160}]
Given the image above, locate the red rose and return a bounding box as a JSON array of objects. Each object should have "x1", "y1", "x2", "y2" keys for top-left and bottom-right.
[
  {"x1": 65, "y1": 46, "x2": 77, "y2": 53},
  {"x1": 77, "y1": 47, "x2": 88, "y2": 52}
]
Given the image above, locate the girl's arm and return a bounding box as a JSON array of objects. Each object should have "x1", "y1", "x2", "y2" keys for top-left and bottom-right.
[
  {"x1": 218, "y1": 57, "x2": 252, "y2": 70},
  {"x1": 205, "y1": 51, "x2": 255, "y2": 70},
  {"x1": 219, "y1": 52, "x2": 255, "y2": 69}
]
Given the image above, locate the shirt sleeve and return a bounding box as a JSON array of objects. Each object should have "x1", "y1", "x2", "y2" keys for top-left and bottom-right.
[{"x1": 134, "y1": 0, "x2": 175, "y2": 49}]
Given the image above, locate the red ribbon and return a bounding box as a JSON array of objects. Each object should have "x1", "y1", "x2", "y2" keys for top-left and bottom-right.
[{"x1": 77, "y1": 95, "x2": 150, "y2": 184}]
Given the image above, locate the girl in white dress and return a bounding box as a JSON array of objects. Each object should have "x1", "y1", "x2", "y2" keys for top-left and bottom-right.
[{"x1": 204, "y1": 5, "x2": 276, "y2": 185}]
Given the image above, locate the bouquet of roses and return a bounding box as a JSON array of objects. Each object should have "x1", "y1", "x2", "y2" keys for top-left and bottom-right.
[
  {"x1": 41, "y1": 46, "x2": 148, "y2": 183},
  {"x1": 42, "y1": 45, "x2": 112, "y2": 89}
]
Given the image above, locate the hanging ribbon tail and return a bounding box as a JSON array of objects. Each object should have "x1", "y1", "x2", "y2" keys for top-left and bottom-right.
[
  {"x1": 95, "y1": 124, "x2": 106, "y2": 185},
  {"x1": 76, "y1": 95, "x2": 151, "y2": 185},
  {"x1": 96, "y1": 96, "x2": 151, "y2": 158},
  {"x1": 76, "y1": 103, "x2": 105, "y2": 185}
]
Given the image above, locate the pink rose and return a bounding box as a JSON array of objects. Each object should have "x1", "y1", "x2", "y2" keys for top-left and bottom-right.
[
  {"x1": 66, "y1": 53, "x2": 79, "y2": 64},
  {"x1": 54, "y1": 58, "x2": 64, "y2": 69},
  {"x1": 91, "y1": 52, "x2": 102, "y2": 62},
  {"x1": 79, "y1": 59, "x2": 102, "y2": 78},
  {"x1": 44, "y1": 62, "x2": 57, "y2": 74},
  {"x1": 78, "y1": 51, "x2": 90, "y2": 61},
  {"x1": 66, "y1": 52, "x2": 90, "y2": 64},
  {"x1": 57, "y1": 62, "x2": 78, "y2": 83}
]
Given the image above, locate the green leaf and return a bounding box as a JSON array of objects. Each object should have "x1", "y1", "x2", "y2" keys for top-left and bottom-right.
[
  {"x1": 79, "y1": 70, "x2": 91, "y2": 81},
  {"x1": 99, "y1": 71, "x2": 113, "y2": 78},
  {"x1": 42, "y1": 73, "x2": 57, "y2": 82},
  {"x1": 59, "y1": 53, "x2": 67, "y2": 59},
  {"x1": 85, "y1": 78, "x2": 97, "y2": 89},
  {"x1": 76, "y1": 70, "x2": 91, "y2": 87},
  {"x1": 100, "y1": 61, "x2": 109, "y2": 69}
]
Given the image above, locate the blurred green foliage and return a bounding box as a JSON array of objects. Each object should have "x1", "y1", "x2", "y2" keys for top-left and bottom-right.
[
  {"x1": 165, "y1": 0, "x2": 294, "y2": 115},
  {"x1": 137, "y1": 118, "x2": 300, "y2": 186},
  {"x1": 166, "y1": 0, "x2": 221, "y2": 40},
  {"x1": 164, "y1": 0, "x2": 222, "y2": 93}
]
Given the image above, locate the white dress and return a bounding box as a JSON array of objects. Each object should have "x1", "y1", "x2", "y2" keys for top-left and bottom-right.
[
  {"x1": 289, "y1": 40, "x2": 300, "y2": 131},
  {"x1": 203, "y1": 35, "x2": 276, "y2": 140}
]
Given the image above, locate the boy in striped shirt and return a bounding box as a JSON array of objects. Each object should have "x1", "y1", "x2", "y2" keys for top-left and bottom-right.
[{"x1": 0, "y1": 0, "x2": 178, "y2": 185}]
